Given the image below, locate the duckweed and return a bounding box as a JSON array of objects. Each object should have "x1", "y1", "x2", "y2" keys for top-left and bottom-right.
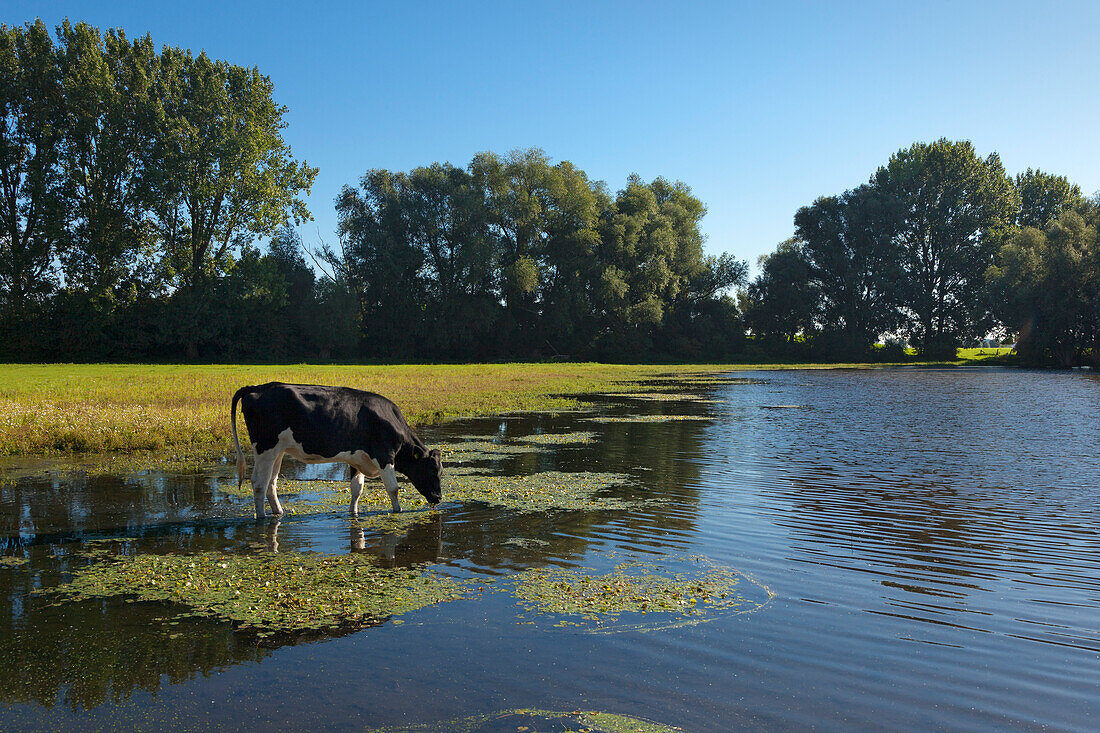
[
  {"x1": 370, "y1": 708, "x2": 682, "y2": 733},
  {"x1": 445, "y1": 471, "x2": 637, "y2": 511},
  {"x1": 49, "y1": 551, "x2": 470, "y2": 635},
  {"x1": 502, "y1": 537, "x2": 550, "y2": 549},
  {"x1": 510, "y1": 430, "x2": 598, "y2": 445},
  {"x1": 439, "y1": 440, "x2": 539, "y2": 463},
  {"x1": 220, "y1": 467, "x2": 639, "y2": 516},
  {"x1": 585, "y1": 415, "x2": 715, "y2": 423},
  {"x1": 512, "y1": 558, "x2": 773, "y2": 632},
  {"x1": 0, "y1": 556, "x2": 28, "y2": 568},
  {"x1": 604, "y1": 392, "x2": 721, "y2": 403}
]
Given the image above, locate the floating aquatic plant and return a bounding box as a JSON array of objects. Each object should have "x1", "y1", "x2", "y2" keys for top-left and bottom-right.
[
  {"x1": 48, "y1": 550, "x2": 470, "y2": 635},
  {"x1": 0, "y1": 556, "x2": 28, "y2": 568},
  {"x1": 604, "y1": 392, "x2": 721, "y2": 403},
  {"x1": 511, "y1": 558, "x2": 773, "y2": 632},
  {"x1": 586, "y1": 415, "x2": 715, "y2": 423},
  {"x1": 219, "y1": 466, "x2": 639, "y2": 517},
  {"x1": 510, "y1": 430, "x2": 598, "y2": 445},
  {"x1": 369, "y1": 708, "x2": 682, "y2": 733},
  {"x1": 439, "y1": 440, "x2": 539, "y2": 463}
]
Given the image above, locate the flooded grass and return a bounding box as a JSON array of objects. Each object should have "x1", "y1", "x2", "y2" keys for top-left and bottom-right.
[
  {"x1": 0, "y1": 556, "x2": 28, "y2": 567},
  {"x1": 511, "y1": 558, "x2": 773, "y2": 632},
  {"x1": 586, "y1": 415, "x2": 715, "y2": 423},
  {"x1": 511, "y1": 430, "x2": 598, "y2": 445},
  {"x1": 604, "y1": 392, "x2": 723, "y2": 402},
  {"x1": 225, "y1": 469, "x2": 641, "y2": 516},
  {"x1": 371, "y1": 708, "x2": 682, "y2": 732},
  {"x1": 47, "y1": 548, "x2": 470, "y2": 636},
  {"x1": 440, "y1": 440, "x2": 540, "y2": 462}
]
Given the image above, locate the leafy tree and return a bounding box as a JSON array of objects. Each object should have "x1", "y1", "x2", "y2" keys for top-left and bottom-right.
[
  {"x1": 1015, "y1": 169, "x2": 1086, "y2": 229},
  {"x1": 470, "y1": 148, "x2": 607, "y2": 355},
  {"x1": 661, "y1": 252, "x2": 749, "y2": 358},
  {"x1": 872, "y1": 139, "x2": 1018, "y2": 356},
  {"x1": 794, "y1": 183, "x2": 902, "y2": 351},
  {"x1": 0, "y1": 21, "x2": 64, "y2": 333},
  {"x1": 334, "y1": 169, "x2": 424, "y2": 357},
  {"x1": 149, "y1": 48, "x2": 317, "y2": 291},
  {"x1": 54, "y1": 21, "x2": 159, "y2": 302},
  {"x1": 595, "y1": 175, "x2": 709, "y2": 352},
  {"x1": 987, "y1": 211, "x2": 1099, "y2": 366},
  {"x1": 403, "y1": 163, "x2": 500, "y2": 356},
  {"x1": 743, "y1": 238, "x2": 819, "y2": 344}
]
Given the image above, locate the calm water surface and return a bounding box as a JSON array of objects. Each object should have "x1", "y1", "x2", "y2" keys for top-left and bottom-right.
[{"x1": 1, "y1": 368, "x2": 1098, "y2": 731}]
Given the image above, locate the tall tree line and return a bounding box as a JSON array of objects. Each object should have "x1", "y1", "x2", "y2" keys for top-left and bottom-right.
[
  {"x1": 325, "y1": 150, "x2": 748, "y2": 360},
  {"x1": 1, "y1": 20, "x2": 317, "y2": 360},
  {"x1": 0, "y1": 21, "x2": 746, "y2": 362},
  {"x1": 745, "y1": 140, "x2": 1099, "y2": 366},
  {"x1": 3, "y1": 21, "x2": 1095, "y2": 365}
]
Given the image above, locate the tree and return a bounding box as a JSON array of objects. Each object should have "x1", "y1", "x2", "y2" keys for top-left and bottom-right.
[
  {"x1": 403, "y1": 163, "x2": 500, "y2": 356},
  {"x1": 470, "y1": 148, "x2": 607, "y2": 355},
  {"x1": 334, "y1": 169, "x2": 424, "y2": 357},
  {"x1": 595, "y1": 175, "x2": 709, "y2": 352},
  {"x1": 987, "y1": 211, "x2": 1099, "y2": 366},
  {"x1": 54, "y1": 21, "x2": 160, "y2": 302},
  {"x1": 150, "y1": 48, "x2": 317, "y2": 291},
  {"x1": 0, "y1": 21, "x2": 65, "y2": 335},
  {"x1": 743, "y1": 239, "x2": 819, "y2": 344},
  {"x1": 1015, "y1": 169, "x2": 1086, "y2": 229},
  {"x1": 793, "y1": 184, "x2": 902, "y2": 352},
  {"x1": 872, "y1": 139, "x2": 1018, "y2": 356}
]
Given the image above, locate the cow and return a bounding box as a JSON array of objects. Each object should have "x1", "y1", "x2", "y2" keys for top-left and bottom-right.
[{"x1": 231, "y1": 382, "x2": 443, "y2": 519}]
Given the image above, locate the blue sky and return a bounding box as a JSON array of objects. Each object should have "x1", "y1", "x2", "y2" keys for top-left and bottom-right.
[{"x1": 8, "y1": 1, "x2": 1100, "y2": 269}]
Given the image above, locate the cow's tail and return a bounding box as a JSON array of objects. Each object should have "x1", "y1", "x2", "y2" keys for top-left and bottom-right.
[{"x1": 231, "y1": 386, "x2": 251, "y2": 489}]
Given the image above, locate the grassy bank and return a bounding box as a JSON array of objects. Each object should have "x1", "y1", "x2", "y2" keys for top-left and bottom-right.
[{"x1": 0, "y1": 356, "x2": 1013, "y2": 457}]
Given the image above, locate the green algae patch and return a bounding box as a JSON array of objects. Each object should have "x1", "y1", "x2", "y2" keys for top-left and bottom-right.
[
  {"x1": 511, "y1": 430, "x2": 598, "y2": 445},
  {"x1": 605, "y1": 392, "x2": 721, "y2": 403},
  {"x1": 370, "y1": 708, "x2": 682, "y2": 733},
  {"x1": 502, "y1": 537, "x2": 550, "y2": 549},
  {"x1": 440, "y1": 440, "x2": 539, "y2": 463},
  {"x1": 219, "y1": 467, "x2": 638, "y2": 518},
  {"x1": 0, "y1": 556, "x2": 28, "y2": 568},
  {"x1": 49, "y1": 551, "x2": 470, "y2": 635},
  {"x1": 445, "y1": 470, "x2": 638, "y2": 511},
  {"x1": 586, "y1": 415, "x2": 715, "y2": 423},
  {"x1": 639, "y1": 374, "x2": 765, "y2": 386},
  {"x1": 511, "y1": 558, "x2": 773, "y2": 633}
]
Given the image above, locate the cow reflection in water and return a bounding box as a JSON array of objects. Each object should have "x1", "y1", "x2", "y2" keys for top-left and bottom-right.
[
  {"x1": 257, "y1": 515, "x2": 443, "y2": 568},
  {"x1": 350, "y1": 514, "x2": 444, "y2": 567}
]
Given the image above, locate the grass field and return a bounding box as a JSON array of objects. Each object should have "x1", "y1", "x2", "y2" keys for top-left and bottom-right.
[{"x1": 0, "y1": 355, "x2": 1015, "y2": 457}]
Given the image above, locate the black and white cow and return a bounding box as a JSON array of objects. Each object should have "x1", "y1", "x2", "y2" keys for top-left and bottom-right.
[{"x1": 231, "y1": 382, "x2": 443, "y2": 519}]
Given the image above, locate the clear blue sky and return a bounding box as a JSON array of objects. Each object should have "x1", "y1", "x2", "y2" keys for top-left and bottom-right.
[{"x1": 8, "y1": 1, "x2": 1100, "y2": 269}]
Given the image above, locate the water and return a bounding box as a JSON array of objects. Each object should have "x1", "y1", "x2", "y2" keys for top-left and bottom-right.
[{"x1": 1, "y1": 368, "x2": 1098, "y2": 731}]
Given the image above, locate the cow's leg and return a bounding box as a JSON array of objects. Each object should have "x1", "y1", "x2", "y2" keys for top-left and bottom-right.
[
  {"x1": 266, "y1": 451, "x2": 285, "y2": 516},
  {"x1": 349, "y1": 469, "x2": 365, "y2": 515},
  {"x1": 251, "y1": 451, "x2": 277, "y2": 520},
  {"x1": 380, "y1": 464, "x2": 401, "y2": 513}
]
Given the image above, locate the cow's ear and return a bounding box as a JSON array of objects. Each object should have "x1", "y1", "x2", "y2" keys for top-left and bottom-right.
[{"x1": 412, "y1": 447, "x2": 423, "y2": 460}]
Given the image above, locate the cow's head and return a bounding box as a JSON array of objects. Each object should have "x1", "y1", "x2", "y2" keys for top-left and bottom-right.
[{"x1": 403, "y1": 446, "x2": 443, "y2": 506}]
